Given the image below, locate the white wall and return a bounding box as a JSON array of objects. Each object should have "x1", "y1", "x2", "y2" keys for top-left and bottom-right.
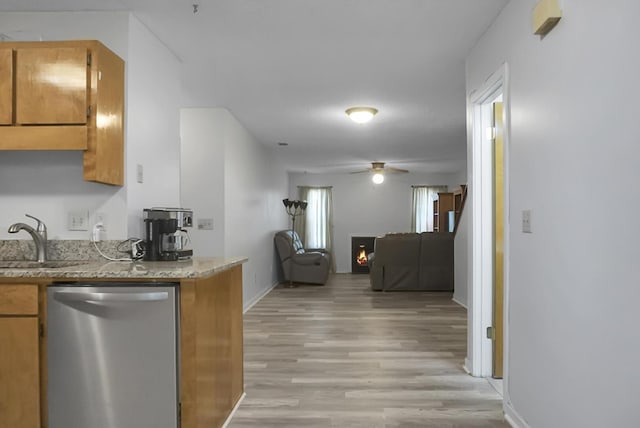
[
  {"x1": 467, "y1": 1, "x2": 640, "y2": 427},
  {"x1": 180, "y1": 108, "x2": 289, "y2": 309},
  {"x1": 125, "y1": 14, "x2": 182, "y2": 238},
  {"x1": 225, "y1": 110, "x2": 289, "y2": 307},
  {"x1": 453, "y1": 198, "x2": 469, "y2": 307},
  {"x1": 0, "y1": 12, "x2": 129, "y2": 240},
  {"x1": 290, "y1": 171, "x2": 461, "y2": 273},
  {"x1": 452, "y1": 167, "x2": 469, "y2": 307},
  {"x1": 180, "y1": 109, "x2": 226, "y2": 257},
  {"x1": 0, "y1": 12, "x2": 181, "y2": 241}
]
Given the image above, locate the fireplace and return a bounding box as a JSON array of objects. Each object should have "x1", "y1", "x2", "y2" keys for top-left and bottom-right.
[{"x1": 351, "y1": 236, "x2": 376, "y2": 274}]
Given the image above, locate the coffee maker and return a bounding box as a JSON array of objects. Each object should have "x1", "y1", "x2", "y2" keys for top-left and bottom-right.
[{"x1": 143, "y1": 208, "x2": 193, "y2": 261}]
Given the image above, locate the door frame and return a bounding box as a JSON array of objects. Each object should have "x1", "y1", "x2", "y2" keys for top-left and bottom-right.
[{"x1": 466, "y1": 63, "x2": 511, "y2": 385}]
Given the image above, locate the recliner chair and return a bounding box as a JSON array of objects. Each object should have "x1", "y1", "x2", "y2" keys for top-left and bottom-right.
[{"x1": 274, "y1": 230, "x2": 330, "y2": 285}]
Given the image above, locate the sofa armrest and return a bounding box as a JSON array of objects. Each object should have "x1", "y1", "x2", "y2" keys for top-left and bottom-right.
[{"x1": 292, "y1": 252, "x2": 327, "y2": 265}]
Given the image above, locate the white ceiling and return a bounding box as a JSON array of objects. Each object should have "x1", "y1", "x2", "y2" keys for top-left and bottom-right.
[{"x1": 0, "y1": 0, "x2": 509, "y2": 174}]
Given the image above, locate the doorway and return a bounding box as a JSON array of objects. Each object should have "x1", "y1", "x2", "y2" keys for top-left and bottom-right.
[{"x1": 467, "y1": 64, "x2": 510, "y2": 384}]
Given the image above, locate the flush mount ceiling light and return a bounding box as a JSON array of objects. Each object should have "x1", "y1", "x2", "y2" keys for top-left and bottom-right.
[
  {"x1": 345, "y1": 107, "x2": 378, "y2": 124},
  {"x1": 372, "y1": 173, "x2": 385, "y2": 184}
]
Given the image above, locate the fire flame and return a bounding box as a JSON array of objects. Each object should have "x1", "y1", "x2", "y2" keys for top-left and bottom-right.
[{"x1": 356, "y1": 248, "x2": 368, "y2": 266}]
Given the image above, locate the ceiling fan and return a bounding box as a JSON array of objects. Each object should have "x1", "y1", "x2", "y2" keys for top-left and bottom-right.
[
  {"x1": 350, "y1": 162, "x2": 409, "y2": 184},
  {"x1": 349, "y1": 162, "x2": 409, "y2": 175}
]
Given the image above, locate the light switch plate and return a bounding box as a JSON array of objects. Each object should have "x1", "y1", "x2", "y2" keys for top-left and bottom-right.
[
  {"x1": 68, "y1": 211, "x2": 89, "y2": 231},
  {"x1": 136, "y1": 164, "x2": 144, "y2": 183},
  {"x1": 522, "y1": 209, "x2": 532, "y2": 233}
]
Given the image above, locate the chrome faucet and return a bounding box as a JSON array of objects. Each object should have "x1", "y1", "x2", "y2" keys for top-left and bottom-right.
[{"x1": 8, "y1": 214, "x2": 48, "y2": 263}]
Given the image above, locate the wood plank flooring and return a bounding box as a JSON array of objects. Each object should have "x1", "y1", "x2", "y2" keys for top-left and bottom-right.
[{"x1": 228, "y1": 274, "x2": 508, "y2": 428}]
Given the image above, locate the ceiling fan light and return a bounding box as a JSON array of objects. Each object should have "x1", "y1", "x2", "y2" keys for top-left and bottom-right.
[
  {"x1": 346, "y1": 107, "x2": 378, "y2": 124},
  {"x1": 372, "y1": 173, "x2": 385, "y2": 184}
]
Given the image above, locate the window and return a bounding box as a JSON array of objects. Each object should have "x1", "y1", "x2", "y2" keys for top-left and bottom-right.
[
  {"x1": 300, "y1": 187, "x2": 332, "y2": 248},
  {"x1": 411, "y1": 185, "x2": 447, "y2": 232},
  {"x1": 296, "y1": 186, "x2": 334, "y2": 272}
]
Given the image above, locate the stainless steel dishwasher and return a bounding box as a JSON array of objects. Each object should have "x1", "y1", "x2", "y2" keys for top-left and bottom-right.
[{"x1": 47, "y1": 282, "x2": 179, "y2": 428}]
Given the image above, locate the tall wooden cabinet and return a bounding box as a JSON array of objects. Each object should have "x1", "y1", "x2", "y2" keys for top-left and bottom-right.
[
  {"x1": 0, "y1": 40, "x2": 124, "y2": 186},
  {"x1": 452, "y1": 185, "x2": 467, "y2": 234},
  {"x1": 433, "y1": 192, "x2": 454, "y2": 232}
]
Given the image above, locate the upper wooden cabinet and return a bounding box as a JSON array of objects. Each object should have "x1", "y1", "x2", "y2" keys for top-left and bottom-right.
[
  {"x1": 0, "y1": 49, "x2": 12, "y2": 125},
  {"x1": 15, "y1": 46, "x2": 89, "y2": 125},
  {"x1": 0, "y1": 40, "x2": 125, "y2": 186}
]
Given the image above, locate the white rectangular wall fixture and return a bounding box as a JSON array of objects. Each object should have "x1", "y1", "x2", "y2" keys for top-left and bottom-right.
[
  {"x1": 67, "y1": 211, "x2": 89, "y2": 231},
  {"x1": 136, "y1": 163, "x2": 144, "y2": 183},
  {"x1": 522, "y1": 210, "x2": 532, "y2": 233},
  {"x1": 533, "y1": 0, "x2": 562, "y2": 36},
  {"x1": 197, "y1": 218, "x2": 214, "y2": 230}
]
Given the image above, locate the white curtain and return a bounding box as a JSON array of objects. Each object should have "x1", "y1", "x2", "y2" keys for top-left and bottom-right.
[
  {"x1": 411, "y1": 185, "x2": 447, "y2": 232},
  {"x1": 298, "y1": 186, "x2": 335, "y2": 272}
]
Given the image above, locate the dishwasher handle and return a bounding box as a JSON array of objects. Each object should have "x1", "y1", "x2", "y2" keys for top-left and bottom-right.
[{"x1": 53, "y1": 290, "x2": 169, "y2": 303}]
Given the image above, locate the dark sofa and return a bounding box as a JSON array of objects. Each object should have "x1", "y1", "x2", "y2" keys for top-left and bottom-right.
[{"x1": 369, "y1": 232, "x2": 453, "y2": 291}]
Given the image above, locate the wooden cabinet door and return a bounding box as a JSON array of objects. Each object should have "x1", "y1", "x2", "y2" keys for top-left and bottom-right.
[
  {"x1": 0, "y1": 317, "x2": 40, "y2": 428},
  {"x1": 83, "y1": 41, "x2": 125, "y2": 186},
  {"x1": 15, "y1": 47, "x2": 88, "y2": 125},
  {"x1": 0, "y1": 49, "x2": 12, "y2": 125}
]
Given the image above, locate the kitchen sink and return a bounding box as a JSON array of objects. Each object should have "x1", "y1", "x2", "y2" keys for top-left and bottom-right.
[{"x1": 0, "y1": 260, "x2": 89, "y2": 269}]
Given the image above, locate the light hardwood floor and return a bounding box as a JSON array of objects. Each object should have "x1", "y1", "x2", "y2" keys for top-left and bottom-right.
[{"x1": 228, "y1": 273, "x2": 508, "y2": 428}]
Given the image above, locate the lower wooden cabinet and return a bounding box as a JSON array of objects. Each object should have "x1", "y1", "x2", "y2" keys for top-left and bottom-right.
[
  {"x1": 180, "y1": 265, "x2": 244, "y2": 428},
  {"x1": 0, "y1": 266, "x2": 244, "y2": 428},
  {"x1": 0, "y1": 284, "x2": 41, "y2": 428}
]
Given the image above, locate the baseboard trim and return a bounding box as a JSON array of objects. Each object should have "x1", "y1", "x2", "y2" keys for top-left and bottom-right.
[
  {"x1": 221, "y1": 392, "x2": 246, "y2": 428},
  {"x1": 452, "y1": 296, "x2": 468, "y2": 309},
  {"x1": 504, "y1": 399, "x2": 529, "y2": 428},
  {"x1": 243, "y1": 281, "x2": 278, "y2": 314},
  {"x1": 463, "y1": 358, "x2": 472, "y2": 375}
]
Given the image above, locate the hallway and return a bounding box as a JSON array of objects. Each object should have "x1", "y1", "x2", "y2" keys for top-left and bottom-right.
[{"x1": 228, "y1": 274, "x2": 507, "y2": 428}]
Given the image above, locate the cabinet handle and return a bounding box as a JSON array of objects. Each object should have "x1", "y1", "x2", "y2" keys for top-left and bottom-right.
[{"x1": 54, "y1": 291, "x2": 169, "y2": 303}]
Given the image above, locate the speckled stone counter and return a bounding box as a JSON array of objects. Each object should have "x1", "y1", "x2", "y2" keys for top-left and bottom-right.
[
  {"x1": 0, "y1": 253, "x2": 246, "y2": 428},
  {"x1": 0, "y1": 239, "x2": 122, "y2": 261},
  {"x1": 0, "y1": 257, "x2": 247, "y2": 280}
]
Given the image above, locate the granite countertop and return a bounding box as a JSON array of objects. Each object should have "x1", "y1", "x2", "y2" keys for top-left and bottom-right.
[{"x1": 0, "y1": 257, "x2": 248, "y2": 279}]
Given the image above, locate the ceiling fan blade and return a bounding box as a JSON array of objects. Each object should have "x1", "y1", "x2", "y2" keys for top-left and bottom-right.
[
  {"x1": 385, "y1": 167, "x2": 409, "y2": 174},
  {"x1": 349, "y1": 169, "x2": 371, "y2": 174}
]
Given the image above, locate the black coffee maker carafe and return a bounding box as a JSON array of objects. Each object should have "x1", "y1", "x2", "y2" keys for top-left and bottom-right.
[{"x1": 143, "y1": 208, "x2": 193, "y2": 261}]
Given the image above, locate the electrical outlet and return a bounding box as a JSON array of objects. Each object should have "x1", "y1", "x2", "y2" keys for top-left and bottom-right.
[
  {"x1": 92, "y1": 222, "x2": 105, "y2": 242},
  {"x1": 68, "y1": 211, "x2": 89, "y2": 231},
  {"x1": 95, "y1": 212, "x2": 106, "y2": 226},
  {"x1": 197, "y1": 218, "x2": 214, "y2": 230},
  {"x1": 522, "y1": 209, "x2": 532, "y2": 233}
]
